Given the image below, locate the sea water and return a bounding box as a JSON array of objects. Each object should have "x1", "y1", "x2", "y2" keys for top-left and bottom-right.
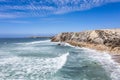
[{"x1": 0, "y1": 38, "x2": 120, "y2": 80}]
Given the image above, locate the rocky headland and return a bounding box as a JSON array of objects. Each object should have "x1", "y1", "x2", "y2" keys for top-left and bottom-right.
[{"x1": 51, "y1": 29, "x2": 120, "y2": 55}]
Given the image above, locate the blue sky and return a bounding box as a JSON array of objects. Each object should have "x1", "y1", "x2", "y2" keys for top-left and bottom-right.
[{"x1": 0, "y1": 0, "x2": 120, "y2": 37}]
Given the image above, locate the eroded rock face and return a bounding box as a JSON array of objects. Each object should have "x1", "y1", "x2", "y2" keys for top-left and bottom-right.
[{"x1": 51, "y1": 29, "x2": 120, "y2": 54}]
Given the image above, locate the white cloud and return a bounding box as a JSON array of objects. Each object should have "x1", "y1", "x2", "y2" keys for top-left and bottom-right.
[
  {"x1": 0, "y1": 20, "x2": 29, "y2": 23},
  {"x1": 0, "y1": 14, "x2": 18, "y2": 18},
  {"x1": 0, "y1": 0, "x2": 119, "y2": 18}
]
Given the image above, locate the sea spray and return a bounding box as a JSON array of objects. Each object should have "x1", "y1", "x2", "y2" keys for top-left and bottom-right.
[
  {"x1": 64, "y1": 42, "x2": 120, "y2": 80},
  {"x1": 15, "y1": 40, "x2": 51, "y2": 45},
  {"x1": 83, "y1": 48, "x2": 120, "y2": 80},
  {"x1": 0, "y1": 53, "x2": 69, "y2": 80},
  {"x1": 55, "y1": 52, "x2": 69, "y2": 70},
  {"x1": 0, "y1": 38, "x2": 118, "y2": 80}
]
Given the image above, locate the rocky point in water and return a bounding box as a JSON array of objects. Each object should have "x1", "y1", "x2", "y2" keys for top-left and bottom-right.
[{"x1": 51, "y1": 29, "x2": 120, "y2": 54}]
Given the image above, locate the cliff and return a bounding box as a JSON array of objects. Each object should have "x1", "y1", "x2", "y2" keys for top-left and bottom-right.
[{"x1": 51, "y1": 29, "x2": 120, "y2": 54}]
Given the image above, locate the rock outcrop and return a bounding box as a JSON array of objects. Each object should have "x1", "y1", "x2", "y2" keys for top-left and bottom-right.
[{"x1": 51, "y1": 29, "x2": 120, "y2": 54}]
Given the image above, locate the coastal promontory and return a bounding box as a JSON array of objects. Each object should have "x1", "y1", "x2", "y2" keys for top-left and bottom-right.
[{"x1": 51, "y1": 29, "x2": 120, "y2": 54}]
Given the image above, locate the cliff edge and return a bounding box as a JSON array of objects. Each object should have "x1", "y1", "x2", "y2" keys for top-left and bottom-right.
[{"x1": 51, "y1": 29, "x2": 120, "y2": 54}]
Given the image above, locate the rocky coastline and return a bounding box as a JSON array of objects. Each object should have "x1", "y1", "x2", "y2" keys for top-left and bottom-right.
[
  {"x1": 51, "y1": 29, "x2": 120, "y2": 55},
  {"x1": 51, "y1": 29, "x2": 120, "y2": 64}
]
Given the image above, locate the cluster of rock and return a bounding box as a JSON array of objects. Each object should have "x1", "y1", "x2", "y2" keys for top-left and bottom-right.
[{"x1": 51, "y1": 29, "x2": 120, "y2": 54}]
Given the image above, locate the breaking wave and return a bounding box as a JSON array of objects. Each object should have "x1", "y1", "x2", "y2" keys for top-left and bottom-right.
[
  {"x1": 83, "y1": 48, "x2": 120, "y2": 80},
  {"x1": 65, "y1": 43, "x2": 120, "y2": 80},
  {"x1": 15, "y1": 40, "x2": 51, "y2": 45},
  {"x1": 0, "y1": 52, "x2": 69, "y2": 80}
]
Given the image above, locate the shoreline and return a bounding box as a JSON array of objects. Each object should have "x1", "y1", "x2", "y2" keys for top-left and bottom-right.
[
  {"x1": 51, "y1": 29, "x2": 120, "y2": 64},
  {"x1": 67, "y1": 41, "x2": 120, "y2": 64},
  {"x1": 111, "y1": 55, "x2": 120, "y2": 64},
  {"x1": 55, "y1": 41, "x2": 120, "y2": 64},
  {"x1": 67, "y1": 41, "x2": 120, "y2": 55}
]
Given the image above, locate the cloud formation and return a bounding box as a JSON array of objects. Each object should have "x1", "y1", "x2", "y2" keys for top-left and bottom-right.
[{"x1": 0, "y1": 0, "x2": 120, "y2": 18}]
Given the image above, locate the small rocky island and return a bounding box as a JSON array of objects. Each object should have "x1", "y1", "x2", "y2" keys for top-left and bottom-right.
[{"x1": 51, "y1": 29, "x2": 120, "y2": 54}]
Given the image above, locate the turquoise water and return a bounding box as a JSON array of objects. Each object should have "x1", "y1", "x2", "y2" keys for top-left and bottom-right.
[{"x1": 0, "y1": 38, "x2": 120, "y2": 80}]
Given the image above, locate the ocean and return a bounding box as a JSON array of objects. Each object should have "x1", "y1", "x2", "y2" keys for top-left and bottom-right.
[{"x1": 0, "y1": 38, "x2": 120, "y2": 80}]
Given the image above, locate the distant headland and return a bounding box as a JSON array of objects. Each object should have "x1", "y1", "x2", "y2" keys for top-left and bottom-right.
[{"x1": 28, "y1": 36, "x2": 53, "y2": 39}]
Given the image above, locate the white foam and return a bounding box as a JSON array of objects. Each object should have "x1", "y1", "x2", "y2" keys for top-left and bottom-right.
[
  {"x1": 65, "y1": 42, "x2": 120, "y2": 80},
  {"x1": 86, "y1": 49, "x2": 120, "y2": 80},
  {"x1": 57, "y1": 52, "x2": 69, "y2": 69},
  {"x1": 26, "y1": 40, "x2": 50, "y2": 44},
  {"x1": 64, "y1": 43, "x2": 75, "y2": 47},
  {"x1": 15, "y1": 40, "x2": 50, "y2": 45},
  {"x1": 0, "y1": 52, "x2": 69, "y2": 79}
]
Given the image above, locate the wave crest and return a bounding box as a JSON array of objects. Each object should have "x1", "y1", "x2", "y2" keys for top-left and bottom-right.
[
  {"x1": 15, "y1": 40, "x2": 50, "y2": 45},
  {"x1": 0, "y1": 52, "x2": 69, "y2": 79}
]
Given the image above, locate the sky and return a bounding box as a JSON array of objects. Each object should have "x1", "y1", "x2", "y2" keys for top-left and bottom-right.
[{"x1": 0, "y1": 0, "x2": 120, "y2": 37}]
